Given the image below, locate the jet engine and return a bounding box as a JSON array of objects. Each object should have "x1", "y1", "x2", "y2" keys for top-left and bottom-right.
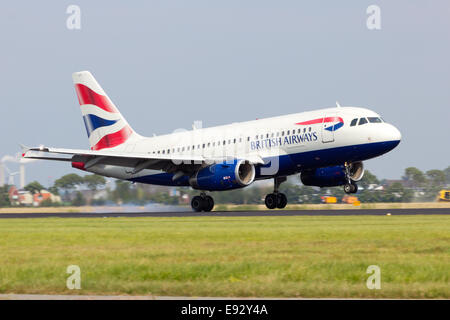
[
  {"x1": 300, "y1": 162, "x2": 364, "y2": 187},
  {"x1": 189, "y1": 159, "x2": 256, "y2": 191}
]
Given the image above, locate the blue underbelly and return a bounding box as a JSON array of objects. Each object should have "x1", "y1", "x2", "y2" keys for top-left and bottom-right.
[{"x1": 129, "y1": 140, "x2": 400, "y2": 186}]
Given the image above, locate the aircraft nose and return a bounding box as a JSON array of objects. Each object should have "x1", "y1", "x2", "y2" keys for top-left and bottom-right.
[
  {"x1": 390, "y1": 124, "x2": 402, "y2": 142},
  {"x1": 380, "y1": 123, "x2": 401, "y2": 152}
]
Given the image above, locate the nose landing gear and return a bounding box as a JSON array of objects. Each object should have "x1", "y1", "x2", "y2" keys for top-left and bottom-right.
[
  {"x1": 191, "y1": 193, "x2": 214, "y2": 212},
  {"x1": 264, "y1": 177, "x2": 288, "y2": 209},
  {"x1": 343, "y1": 162, "x2": 358, "y2": 194}
]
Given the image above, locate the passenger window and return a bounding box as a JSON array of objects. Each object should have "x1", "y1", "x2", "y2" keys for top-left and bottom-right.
[
  {"x1": 358, "y1": 118, "x2": 368, "y2": 125},
  {"x1": 287, "y1": 130, "x2": 290, "y2": 135},
  {"x1": 350, "y1": 118, "x2": 358, "y2": 126},
  {"x1": 282, "y1": 131, "x2": 284, "y2": 136},
  {"x1": 368, "y1": 117, "x2": 382, "y2": 123}
]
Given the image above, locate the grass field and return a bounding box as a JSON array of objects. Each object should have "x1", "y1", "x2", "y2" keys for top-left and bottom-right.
[{"x1": 0, "y1": 215, "x2": 448, "y2": 298}]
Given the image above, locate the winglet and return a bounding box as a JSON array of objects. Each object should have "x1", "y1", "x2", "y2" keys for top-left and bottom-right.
[{"x1": 19, "y1": 144, "x2": 30, "y2": 157}]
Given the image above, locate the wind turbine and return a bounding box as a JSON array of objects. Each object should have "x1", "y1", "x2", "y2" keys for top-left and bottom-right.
[{"x1": 3, "y1": 164, "x2": 19, "y2": 186}]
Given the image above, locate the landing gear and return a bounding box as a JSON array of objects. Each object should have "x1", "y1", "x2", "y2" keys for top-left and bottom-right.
[
  {"x1": 191, "y1": 193, "x2": 214, "y2": 212},
  {"x1": 343, "y1": 162, "x2": 358, "y2": 194},
  {"x1": 265, "y1": 193, "x2": 277, "y2": 209},
  {"x1": 265, "y1": 177, "x2": 288, "y2": 209},
  {"x1": 343, "y1": 182, "x2": 358, "y2": 194}
]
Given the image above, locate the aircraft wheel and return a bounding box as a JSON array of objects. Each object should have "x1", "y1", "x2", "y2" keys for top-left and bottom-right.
[
  {"x1": 276, "y1": 193, "x2": 287, "y2": 209},
  {"x1": 265, "y1": 193, "x2": 277, "y2": 209},
  {"x1": 204, "y1": 196, "x2": 214, "y2": 212},
  {"x1": 344, "y1": 183, "x2": 353, "y2": 194},
  {"x1": 191, "y1": 196, "x2": 204, "y2": 212},
  {"x1": 351, "y1": 183, "x2": 358, "y2": 194}
]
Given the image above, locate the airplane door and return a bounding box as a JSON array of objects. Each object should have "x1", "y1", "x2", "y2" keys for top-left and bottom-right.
[{"x1": 321, "y1": 115, "x2": 335, "y2": 143}]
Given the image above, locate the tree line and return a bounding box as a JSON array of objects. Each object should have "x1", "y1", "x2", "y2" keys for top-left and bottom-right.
[{"x1": 0, "y1": 166, "x2": 448, "y2": 207}]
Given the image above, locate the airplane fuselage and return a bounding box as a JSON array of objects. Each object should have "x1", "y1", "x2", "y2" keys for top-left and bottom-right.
[{"x1": 84, "y1": 106, "x2": 401, "y2": 186}]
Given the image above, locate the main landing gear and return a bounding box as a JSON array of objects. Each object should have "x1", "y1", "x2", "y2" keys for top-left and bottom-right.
[
  {"x1": 191, "y1": 193, "x2": 214, "y2": 212},
  {"x1": 343, "y1": 162, "x2": 358, "y2": 194},
  {"x1": 265, "y1": 177, "x2": 288, "y2": 209}
]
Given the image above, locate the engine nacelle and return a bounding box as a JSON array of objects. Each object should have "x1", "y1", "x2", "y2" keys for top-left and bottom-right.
[
  {"x1": 300, "y1": 162, "x2": 364, "y2": 187},
  {"x1": 189, "y1": 159, "x2": 256, "y2": 191},
  {"x1": 347, "y1": 161, "x2": 364, "y2": 182}
]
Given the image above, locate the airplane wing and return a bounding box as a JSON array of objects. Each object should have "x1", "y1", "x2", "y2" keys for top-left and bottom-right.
[{"x1": 21, "y1": 145, "x2": 264, "y2": 175}]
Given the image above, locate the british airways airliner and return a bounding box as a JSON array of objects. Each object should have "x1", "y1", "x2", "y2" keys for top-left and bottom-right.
[{"x1": 22, "y1": 71, "x2": 401, "y2": 212}]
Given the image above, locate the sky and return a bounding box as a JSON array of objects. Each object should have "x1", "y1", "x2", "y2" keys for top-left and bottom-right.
[{"x1": 0, "y1": 1, "x2": 449, "y2": 187}]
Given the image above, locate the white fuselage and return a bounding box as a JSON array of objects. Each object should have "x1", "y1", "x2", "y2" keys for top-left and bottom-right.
[{"x1": 85, "y1": 106, "x2": 401, "y2": 185}]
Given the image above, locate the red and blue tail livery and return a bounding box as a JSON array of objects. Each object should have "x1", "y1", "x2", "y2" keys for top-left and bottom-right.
[{"x1": 73, "y1": 71, "x2": 135, "y2": 150}]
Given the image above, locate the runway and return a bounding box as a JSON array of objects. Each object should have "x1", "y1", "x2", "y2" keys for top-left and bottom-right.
[{"x1": 0, "y1": 208, "x2": 449, "y2": 218}]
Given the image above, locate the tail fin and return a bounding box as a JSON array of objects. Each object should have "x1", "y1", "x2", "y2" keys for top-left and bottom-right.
[{"x1": 72, "y1": 71, "x2": 138, "y2": 151}]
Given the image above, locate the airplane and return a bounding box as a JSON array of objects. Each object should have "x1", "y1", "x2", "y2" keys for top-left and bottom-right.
[{"x1": 22, "y1": 71, "x2": 401, "y2": 212}]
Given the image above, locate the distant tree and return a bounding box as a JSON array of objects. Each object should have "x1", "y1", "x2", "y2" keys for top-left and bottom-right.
[
  {"x1": 83, "y1": 174, "x2": 106, "y2": 191},
  {"x1": 0, "y1": 185, "x2": 11, "y2": 207},
  {"x1": 359, "y1": 170, "x2": 380, "y2": 189},
  {"x1": 384, "y1": 182, "x2": 405, "y2": 202},
  {"x1": 54, "y1": 174, "x2": 84, "y2": 193},
  {"x1": 426, "y1": 169, "x2": 446, "y2": 188},
  {"x1": 112, "y1": 180, "x2": 132, "y2": 203},
  {"x1": 72, "y1": 191, "x2": 86, "y2": 206},
  {"x1": 48, "y1": 186, "x2": 59, "y2": 195},
  {"x1": 444, "y1": 166, "x2": 450, "y2": 185},
  {"x1": 24, "y1": 181, "x2": 45, "y2": 194},
  {"x1": 40, "y1": 198, "x2": 60, "y2": 207},
  {"x1": 402, "y1": 167, "x2": 426, "y2": 188}
]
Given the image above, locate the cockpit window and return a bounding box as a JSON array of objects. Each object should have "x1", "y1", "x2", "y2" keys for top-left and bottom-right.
[
  {"x1": 368, "y1": 117, "x2": 382, "y2": 123},
  {"x1": 350, "y1": 118, "x2": 358, "y2": 126},
  {"x1": 358, "y1": 117, "x2": 368, "y2": 125}
]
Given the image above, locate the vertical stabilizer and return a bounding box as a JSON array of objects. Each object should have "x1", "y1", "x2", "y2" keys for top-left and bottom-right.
[{"x1": 72, "y1": 71, "x2": 139, "y2": 150}]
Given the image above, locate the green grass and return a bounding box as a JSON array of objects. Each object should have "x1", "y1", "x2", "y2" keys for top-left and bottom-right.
[{"x1": 0, "y1": 215, "x2": 448, "y2": 298}]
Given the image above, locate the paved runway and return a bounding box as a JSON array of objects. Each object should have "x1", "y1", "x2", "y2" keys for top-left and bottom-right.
[{"x1": 0, "y1": 208, "x2": 449, "y2": 218}]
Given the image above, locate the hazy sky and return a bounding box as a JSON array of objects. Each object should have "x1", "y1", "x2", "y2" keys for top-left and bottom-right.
[{"x1": 0, "y1": 1, "x2": 449, "y2": 187}]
